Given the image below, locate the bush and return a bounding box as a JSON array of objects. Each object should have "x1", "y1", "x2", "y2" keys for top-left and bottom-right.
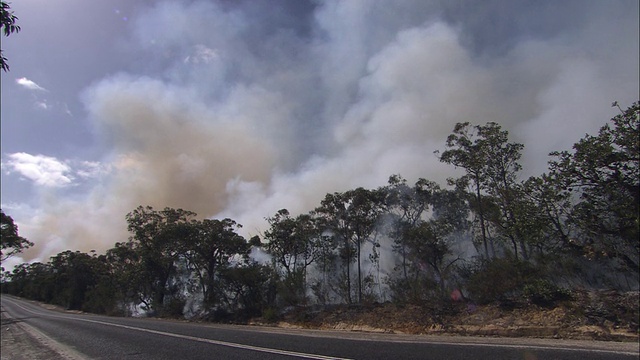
[
  {"x1": 262, "y1": 307, "x2": 280, "y2": 323},
  {"x1": 161, "y1": 297, "x2": 186, "y2": 318},
  {"x1": 464, "y1": 257, "x2": 542, "y2": 305},
  {"x1": 523, "y1": 279, "x2": 572, "y2": 307}
]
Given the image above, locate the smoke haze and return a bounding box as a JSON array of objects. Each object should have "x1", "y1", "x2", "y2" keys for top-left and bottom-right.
[{"x1": 3, "y1": 0, "x2": 638, "y2": 267}]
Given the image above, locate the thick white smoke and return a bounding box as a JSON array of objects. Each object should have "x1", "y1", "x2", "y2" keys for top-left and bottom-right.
[{"x1": 11, "y1": 0, "x2": 639, "y2": 265}]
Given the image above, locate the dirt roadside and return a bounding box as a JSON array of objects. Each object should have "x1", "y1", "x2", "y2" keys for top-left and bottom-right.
[
  {"x1": 0, "y1": 306, "x2": 82, "y2": 360},
  {"x1": 272, "y1": 290, "x2": 639, "y2": 343}
]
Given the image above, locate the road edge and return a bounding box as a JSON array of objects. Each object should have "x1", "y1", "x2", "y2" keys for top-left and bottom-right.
[{"x1": 1, "y1": 304, "x2": 89, "y2": 360}]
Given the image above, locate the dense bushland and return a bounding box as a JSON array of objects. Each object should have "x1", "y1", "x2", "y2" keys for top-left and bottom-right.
[{"x1": 2, "y1": 102, "x2": 638, "y2": 322}]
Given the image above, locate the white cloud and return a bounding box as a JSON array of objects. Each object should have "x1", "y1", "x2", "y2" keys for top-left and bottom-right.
[
  {"x1": 2, "y1": 153, "x2": 112, "y2": 188},
  {"x1": 16, "y1": 77, "x2": 47, "y2": 91},
  {"x1": 3, "y1": 153, "x2": 73, "y2": 187}
]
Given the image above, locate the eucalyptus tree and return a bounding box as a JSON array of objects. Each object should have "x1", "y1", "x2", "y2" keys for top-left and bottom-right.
[
  {"x1": 1, "y1": 210, "x2": 33, "y2": 267},
  {"x1": 218, "y1": 261, "x2": 278, "y2": 320},
  {"x1": 388, "y1": 182, "x2": 469, "y2": 301},
  {"x1": 264, "y1": 209, "x2": 322, "y2": 305},
  {"x1": 315, "y1": 188, "x2": 385, "y2": 304},
  {"x1": 383, "y1": 176, "x2": 438, "y2": 281},
  {"x1": 125, "y1": 206, "x2": 197, "y2": 314},
  {"x1": 105, "y1": 241, "x2": 143, "y2": 314},
  {"x1": 549, "y1": 101, "x2": 639, "y2": 276},
  {"x1": 180, "y1": 218, "x2": 249, "y2": 310},
  {"x1": 438, "y1": 122, "x2": 493, "y2": 257},
  {"x1": 46, "y1": 250, "x2": 109, "y2": 311},
  {"x1": 477, "y1": 123, "x2": 528, "y2": 259},
  {"x1": 439, "y1": 122, "x2": 527, "y2": 259},
  {"x1": 520, "y1": 174, "x2": 574, "y2": 254}
]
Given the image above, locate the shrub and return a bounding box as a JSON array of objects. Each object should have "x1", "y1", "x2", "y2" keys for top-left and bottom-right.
[
  {"x1": 262, "y1": 307, "x2": 280, "y2": 323},
  {"x1": 523, "y1": 279, "x2": 572, "y2": 307},
  {"x1": 464, "y1": 257, "x2": 542, "y2": 305}
]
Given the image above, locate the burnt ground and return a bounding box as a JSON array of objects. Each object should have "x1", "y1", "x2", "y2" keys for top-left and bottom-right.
[{"x1": 269, "y1": 290, "x2": 639, "y2": 342}]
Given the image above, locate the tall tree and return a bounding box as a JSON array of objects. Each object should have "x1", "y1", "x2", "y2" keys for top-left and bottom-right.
[
  {"x1": 439, "y1": 122, "x2": 527, "y2": 259},
  {"x1": 105, "y1": 241, "x2": 142, "y2": 314},
  {"x1": 549, "y1": 101, "x2": 639, "y2": 275},
  {"x1": 181, "y1": 218, "x2": 248, "y2": 310},
  {"x1": 438, "y1": 123, "x2": 492, "y2": 257},
  {"x1": 478, "y1": 123, "x2": 527, "y2": 259},
  {"x1": 383, "y1": 176, "x2": 438, "y2": 281},
  {"x1": 315, "y1": 188, "x2": 384, "y2": 304},
  {"x1": 47, "y1": 250, "x2": 105, "y2": 311},
  {"x1": 125, "y1": 206, "x2": 197, "y2": 314},
  {"x1": 264, "y1": 209, "x2": 322, "y2": 305}
]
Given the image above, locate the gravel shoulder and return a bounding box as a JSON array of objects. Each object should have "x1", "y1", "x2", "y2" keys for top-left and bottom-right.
[{"x1": 0, "y1": 305, "x2": 83, "y2": 360}]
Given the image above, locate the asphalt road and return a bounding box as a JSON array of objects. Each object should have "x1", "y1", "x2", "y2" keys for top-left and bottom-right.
[{"x1": 1, "y1": 295, "x2": 638, "y2": 360}]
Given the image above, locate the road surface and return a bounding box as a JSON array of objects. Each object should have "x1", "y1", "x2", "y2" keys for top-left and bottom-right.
[{"x1": 1, "y1": 295, "x2": 638, "y2": 360}]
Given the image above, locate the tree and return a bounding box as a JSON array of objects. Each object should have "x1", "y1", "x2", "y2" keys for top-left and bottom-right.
[
  {"x1": 264, "y1": 209, "x2": 322, "y2": 305},
  {"x1": 520, "y1": 174, "x2": 574, "y2": 254},
  {"x1": 181, "y1": 218, "x2": 249, "y2": 310},
  {"x1": 218, "y1": 262, "x2": 278, "y2": 321},
  {"x1": 1, "y1": 209, "x2": 34, "y2": 266},
  {"x1": 438, "y1": 123, "x2": 493, "y2": 258},
  {"x1": 478, "y1": 123, "x2": 528, "y2": 260},
  {"x1": 383, "y1": 176, "x2": 436, "y2": 282},
  {"x1": 314, "y1": 188, "x2": 385, "y2": 304},
  {"x1": 1, "y1": 1, "x2": 20, "y2": 72},
  {"x1": 439, "y1": 122, "x2": 527, "y2": 260},
  {"x1": 549, "y1": 101, "x2": 639, "y2": 275},
  {"x1": 47, "y1": 250, "x2": 109, "y2": 311},
  {"x1": 385, "y1": 181, "x2": 469, "y2": 303},
  {"x1": 125, "y1": 206, "x2": 197, "y2": 315},
  {"x1": 105, "y1": 241, "x2": 143, "y2": 315}
]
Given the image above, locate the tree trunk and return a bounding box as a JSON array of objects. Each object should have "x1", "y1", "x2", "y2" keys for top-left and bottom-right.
[
  {"x1": 475, "y1": 180, "x2": 489, "y2": 258},
  {"x1": 357, "y1": 238, "x2": 362, "y2": 303}
]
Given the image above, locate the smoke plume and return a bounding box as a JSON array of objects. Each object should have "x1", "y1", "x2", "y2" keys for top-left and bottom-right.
[{"x1": 9, "y1": 0, "x2": 639, "y2": 266}]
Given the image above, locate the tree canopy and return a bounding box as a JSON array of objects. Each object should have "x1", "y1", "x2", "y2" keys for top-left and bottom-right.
[
  {"x1": 2, "y1": 101, "x2": 638, "y2": 320},
  {"x1": 1, "y1": 210, "x2": 33, "y2": 267}
]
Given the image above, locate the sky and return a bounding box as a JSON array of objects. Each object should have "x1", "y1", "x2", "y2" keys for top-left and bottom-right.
[{"x1": 1, "y1": 0, "x2": 638, "y2": 269}]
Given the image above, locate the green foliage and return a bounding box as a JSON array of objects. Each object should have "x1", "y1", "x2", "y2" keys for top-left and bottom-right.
[
  {"x1": 438, "y1": 122, "x2": 527, "y2": 259},
  {"x1": 387, "y1": 273, "x2": 439, "y2": 305},
  {"x1": 125, "y1": 206, "x2": 197, "y2": 314},
  {"x1": 1, "y1": 210, "x2": 34, "y2": 266},
  {"x1": 218, "y1": 262, "x2": 278, "y2": 321},
  {"x1": 463, "y1": 257, "x2": 543, "y2": 306},
  {"x1": 180, "y1": 217, "x2": 249, "y2": 309},
  {"x1": 264, "y1": 209, "x2": 323, "y2": 306},
  {"x1": 1, "y1": 1, "x2": 20, "y2": 72},
  {"x1": 314, "y1": 188, "x2": 385, "y2": 304},
  {"x1": 549, "y1": 102, "x2": 639, "y2": 275},
  {"x1": 261, "y1": 307, "x2": 280, "y2": 323},
  {"x1": 162, "y1": 297, "x2": 186, "y2": 318},
  {"x1": 522, "y1": 279, "x2": 573, "y2": 308}
]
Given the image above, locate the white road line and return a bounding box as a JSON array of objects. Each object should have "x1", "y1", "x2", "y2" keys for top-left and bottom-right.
[
  {"x1": 1, "y1": 301, "x2": 88, "y2": 360},
  {"x1": 4, "y1": 297, "x2": 352, "y2": 360},
  {"x1": 5, "y1": 297, "x2": 639, "y2": 357}
]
